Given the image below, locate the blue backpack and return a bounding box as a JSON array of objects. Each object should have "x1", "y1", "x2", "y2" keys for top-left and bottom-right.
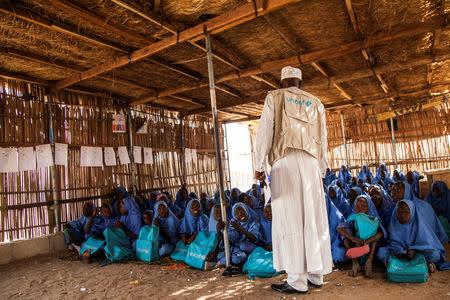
[
  {"x1": 347, "y1": 213, "x2": 380, "y2": 240},
  {"x1": 185, "y1": 232, "x2": 218, "y2": 269},
  {"x1": 243, "y1": 247, "x2": 279, "y2": 280},
  {"x1": 79, "y1": 237, "x2": 106, "y2": 255},
  {"x1": 103, "y1": 228, "x2": 136, "y2": 262},
  {"x1": 170, "y1": 240, "x2": 189, "y2": 262},
  {"x1": 387, "y1": 253, "x2": 428, "y2": 283},
  {"x1": 136, "y1": 225, "x2": 160, "y2": 262}
]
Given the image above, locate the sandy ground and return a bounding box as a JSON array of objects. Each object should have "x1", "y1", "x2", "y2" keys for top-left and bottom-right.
[{"x1": 1, "y1": 245, "x2": 449, "y2": 300}]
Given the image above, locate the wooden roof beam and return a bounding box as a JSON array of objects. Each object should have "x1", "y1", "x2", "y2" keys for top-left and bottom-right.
[
  {"x1": 51, "y1": 0, "x2": 301, "y2": 92},
  {"x1": 139, "y1": 19, "x2": 445, "y2": 107}
]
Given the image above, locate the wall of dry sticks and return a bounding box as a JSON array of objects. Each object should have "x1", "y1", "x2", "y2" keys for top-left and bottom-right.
[{"x1": 0, "y1": 79, "x2": 228, "y2": 242}]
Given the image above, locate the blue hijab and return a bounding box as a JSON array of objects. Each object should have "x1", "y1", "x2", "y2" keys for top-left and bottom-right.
[
  {"x1": 230, "y1": 188, "x2": 241, "y2": 207},
  {"x1": 375, "y1": 163, "x2": 390, "y2": 181},
  {"x1": 89, "y1": 204, "x2": 117, "y2": 237},
  {"x1": 338, "y1": 165, "x2": 352, "y2": 184},
  {"x1": 328, "y1": 185, "x2": 353, "y2": 219},
  {"x1": 392, "y1": 169, "x2": 405, "y2": 183},
  {"x1": 119, "y1": 197, "x2": 143, "y2": 240},
  {"x1": 180, "y1": 199, "x2": 209, "y2": 236},
  {"x1": 260, "y1": 204, "x2": 272, "y2": 246},
  {"x1": 402, "y1": 181, "x2": 448, "y2": 243},
  {"x1": 406, "y1": 171, "x2": 421, "y2": 198},
  {"x1": 324, "y1": 168, "x2": 338, "y2": 187},
  {"x1": 112, "y1": 187, "x2": 128, "y2": 217},
  {"x1": 214, "y1": 189, "x2": 232, "y2": 219},
  {"x1": 146, "y1": 191, "x2": 159, "y2": 211},
  {"x1": 358, "y1": 165, "x2": 374, "y2": 182},
  {"x1": 68, "y1": 203, "x2": 93, "y2": 234},
  {"x1": 153, "y1": 201, "x2": 180, "y2": 244},
  {"x1": 175, "y1": 187, "x2": 189, "y2": 210},
  {"x1": 371, "y1": 185, "x2": 395, "y2": 227},
  {"x1": 325, "y1": 192, "x2": 346, "y2": 249},
  {"x1": 425, "y1": 181, "x2": 450, "y2": 221},
  {"x1": 229, "y1": 203, "x2": 262, "y2": 244},
  {"x1": 387, "y1": 200, "x2": 450, "y2": 270}
]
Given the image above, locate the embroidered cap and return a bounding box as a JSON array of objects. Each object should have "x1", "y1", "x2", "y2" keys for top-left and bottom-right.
[{"x1": 281, "y1": 66, "x2": 302, "y2": 81}]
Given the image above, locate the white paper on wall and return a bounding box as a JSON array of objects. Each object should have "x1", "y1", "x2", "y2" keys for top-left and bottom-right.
[
  {"x1": 191, "y1": 149, "x2": 197, "y2": 164},
  {"x1": 18, "y1": 147, "x2": 35, "y2": 171},
  {"x1": 133, "y1": 146, "x2": 142, "y2": 164},
  {"x1": 80, "y1": 146, "x2": 103, "y2": 167},
  {"x1": 184, "y1": 148, "x2": 192, "y2": 164},
  {"x1": 0, "y1": 147, "x2": 18, "y2": 173},
  {"x1": 143, "y1": 147, "x2": 153, "y2": 165},
  {"x1": 118, "y1": 146, "x2": 130, "y2": 165},
  {"x1": 104, "y1": 147, "x2": 117, "y2": 166},
  {"x1": 55, "y1": 143, "x2": 68, "y2": 166},
  {"x1": 35, "y1": 144, "x2": 53, "y2": 168}
]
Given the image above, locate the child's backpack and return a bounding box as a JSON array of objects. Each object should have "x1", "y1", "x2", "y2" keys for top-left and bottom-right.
[
  {"x1": 242, "y1": 247, "x2": 279, "y2": 280},
  {"x1": 136, "y1": 225, "x2": 160, "y2": 262},
  {"x1": 103, "y1": 228, "x2": 136, "y2": 262},
  {"x1": 347, "y1": 213, "x2": 380, "y2": 240},
  {"x1": 387, "y1": 253, "x2": 428, "y2": 283},
  {"x1": 170, "y1": 240, "x2": 189, "y2": 262},
  {"x1": 79, "y1": 237, "x2": 106, "y2": 255},
  {"x1": 185, "y1": 232, "x2": 219, "y2": 269}
]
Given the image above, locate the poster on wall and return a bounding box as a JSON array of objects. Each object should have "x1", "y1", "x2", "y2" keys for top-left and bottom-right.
[
  {"x1": 118, "y1": 146, "x2": 130, "y2": 165},
  {"x1": 36, "y1": 144, "x2": 53, "y2": 169},
  {"x1": 55, "y1": 143, "x2": 68, "y2": 166},
  {"x1": 0, "y1": 147, "x2": 18, "y2": 173},
  {"x1": 18, "y1": 147, "x2": 35, "y2": 171},
  {"x1": 112, "y1": 114, "x2": 126, "y2": 133},
  {"x1": 104, "y1": 147, "x2": 117, "y2": 166},
  {"x1": 143, "y1": 147, "x2": 153, "y2": 165},
  {"x1": 80, "y1": 146, "x2": 103, "y2": 167},
  {"x1": 133, "y1": 146, "x2": 142, "y2": 164}
]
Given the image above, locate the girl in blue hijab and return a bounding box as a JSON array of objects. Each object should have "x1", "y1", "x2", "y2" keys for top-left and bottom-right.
[
  {"x1": 146, "y1": 191, "x2": 159, "y2": 212},
  {"x1": 243, "y1": 193, "x2": 263, "y2": 220},
  {"x1": 63, "y1": 202, "x2": 93, "y2": 246},
  {"x1": 153, "y1": 201, "x2": 181, "y2": 256},
  {"x1": 377, "y1": 200, "x2": 450, "y2": 271},
  {"x1": 229, "y1": 203, "x2": 262, "y2": 256},
  {"x1": 85, "y1": 203, "x2": 117, "y2": 240},
  {"x1": 323, "y1": 167, "x2": 338, "y2": 187},
  {"x1": 358, "y1": 165, "x2": 374, "y2": 183},
  {"x1": 327, "y1": 185, "x2": 353, "y2": 219},
  {"x1": 391, "y1": 181, "x2": 448, "y2": 244},
  {"x1": 368, "y1": 185, "x2": 395, "y2": 227},
  {"x1": 406, "y1": 171, "x2": 421, "y2": 198},
  {"x1": 338, "y1": 165, "x2": 352, "y2": 185},
  {"x1": 112, "y1": 187, "x2": 128, "y2": 217},
  {"x1": 230, "y1": 188, "x2": 241, "y2": 207},
  {"x1": 260, "y1": 204, "x2": 272, "y2": 251},
  {"x1": 325, "y1": 194, "x2": 347, "y2": 264},
  {"x1": 392, "y1": 169, "x2": 405, "y2": 183},
  {"x1": 214, "y1": 189, "x2": 232, "y2": 220},
  {"x1": 160, "y1": 191, "x2": 184, "y2": 218},
  {"x1": 175, "y1": 187, "x2": 189, "y2": 210},
  {"x1": 116, "y1": 197, "x2": 143, "y2": 250},
  {"x1": 425, "y1": 181, "x2": 450, "y2": 238},
  {"x1": 180, "y1": 199, "x2": 209, "y2": 244},
  {"x1": 375, "y1": 163, "x2": 390, "y2": 182},
  {"x1": 337, "y1": 195, "x2": 387, "y2": 278},
  {"x1": 347, "y1": 186, "x2": 367, "y2": 207}
]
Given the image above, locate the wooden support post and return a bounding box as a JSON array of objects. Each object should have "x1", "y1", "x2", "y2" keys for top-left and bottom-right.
[
  {"x1": 180, "y1": 117, "x2": 187, "y2": 185},
  {"x1": 127, "y1": 107, "x2": 138, "y2": 195},
  {"x1": 47, "y1": 95, "x2": 61, "y2": 232},
  {"x1": 390, "y1": 116, "x2": 398, "y2": 168},
  {"x1": 205, "y1": 27, "x2": 231, "y2": 267},
  {"x1": 340, "y1": 111, "x2": 350, "y2": 167},
  {"x1": 222, "y1": 124, "x2": 233, "y2": 190}
]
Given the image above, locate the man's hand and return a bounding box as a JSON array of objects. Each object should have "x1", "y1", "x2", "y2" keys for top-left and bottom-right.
[{"x1": 255, "y1": 171, "x2": 265, "y2": 181}]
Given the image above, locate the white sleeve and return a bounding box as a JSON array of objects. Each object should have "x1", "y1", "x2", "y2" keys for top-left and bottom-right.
[
  {"x1": 319, "y1": 103, "x2": 328, "y2": 177},
  {"x1": 255, "y1": 93, "x2": 274, "y2": 172}
]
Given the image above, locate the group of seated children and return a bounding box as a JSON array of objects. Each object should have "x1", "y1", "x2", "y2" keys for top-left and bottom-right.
[
  {"x1": 63, "y1": 162, "x2": 449, "y2": 277},
  {"x1": 325, "y1": 163, "x2": 450, "y2": 278},
  {"x1": 63, "y1": 184, "x2": 272, "y2": 268}
]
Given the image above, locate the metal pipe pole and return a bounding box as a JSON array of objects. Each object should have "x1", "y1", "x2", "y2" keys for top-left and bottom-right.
[
  {"x1": 340, "y1": 111, "x2": 350, "y2": 167},
  {"x1": 47, "y1": 94, "x2": 61, "y2": 232},
  {"x1": 390, "y1": 117, "x2": 398, "y2": 168},
  {"x1": 127, "y1": 106, "x2": 137, "y2": 196},
  {"x1": 204, "y1": 27, "x2": 231, "y2": 267}
]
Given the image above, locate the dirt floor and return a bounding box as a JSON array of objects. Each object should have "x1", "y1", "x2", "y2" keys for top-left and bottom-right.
[{"x1": 0, "y1": 245, "x2": 449, "y2": 300}]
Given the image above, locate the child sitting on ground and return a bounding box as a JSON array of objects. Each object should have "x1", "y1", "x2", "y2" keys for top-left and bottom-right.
[
  {"x1": 180, "y1": 199, "x2": 209, "y2": 245},
  {"x1": 63, "y1": 202, "x2": 93, "y2": 250},
  {"x1": 337, "y1": 195, "x2": 386, "y2": 278}
]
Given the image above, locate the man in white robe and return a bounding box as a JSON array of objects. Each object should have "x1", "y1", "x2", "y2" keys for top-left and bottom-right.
[{"x1": 254, "y1": 66, "x2": 332, "y2": 293}]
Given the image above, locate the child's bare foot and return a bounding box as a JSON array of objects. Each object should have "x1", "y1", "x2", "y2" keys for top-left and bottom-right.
[
  {"x1": 82, "y1": 250, "x2": 92, "y2": 263},
  {"x1": 427, "y1": 263, "x2": 436, "y2": 273},
  {"x1": 349, "y1": 260, "x2": 360, "y2": 277},
  {"x1": 364, "y1": 259, "x2": 373, "y2": 278}
]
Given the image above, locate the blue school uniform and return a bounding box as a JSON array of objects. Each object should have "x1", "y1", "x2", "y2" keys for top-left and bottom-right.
[
  {"x1": 324, "y1": 168, "x2": 338, "y2": 187},
  {"x1": 425, "y1": 181, "x2": 450, "y2": 222},
  {"x1": 244, "y1": 193, "x2": 263, "y2": 220},
  {"x1": 403, "y1": 182, "x2": 448, "y2": 243},
  {"x1": 180, "y1": 199, "x2": 209, "y2": 237},
  {"x1": 372, "y1": 185, "x2": 395, "y2": 227},
  {"x1": 392, "y1": 169, "x2": 405, "y2": 183},
  {"x1": 338, "y1": 165, "x2": 352, "y2": 185},
  {"x1": 406, "y1": 171, "x2": 421, "y2": 198},
  {"x1": 230, "y1": 188, "x2": 241, "y2": 207},
  {"x1": 229, "y1": 203, "x2": 262, "y2": 256},
  {"x1": 358, "y1": 165, "x2": 374, "y2": 183},
  {"x1": 375, "y1": 163, "x2": 390, "y2": 182},
  {"x1": 175, "y1": 188, "x2": 189, "y2": 211},
  {"x1": 119, "y1": 197, "x2": 143, "y2": 249},
  {"x1": 377, "y1": 200, "x2": 450, "y2": 270},
  {"x1": 153, "y1": 201, "x2": 181, "y2": 256},
  {"x1": 64, "y1": 212, "x2": 91, "y2": 245},
  {"x1": 146, "y1": 191, "x2": 159, "y2": 212},
  {"x1": 328, "y1": 185, "x2": 353, "y2": 219},
  {"x1": 325, "y1": 194, "x2": 347, "y2": 263},
  {"x1": 112, "y1": 187, "x2": 129, "y2": 217},
  {"x1": 260, "y1": 204, "x2": 272, "y2": 247}
]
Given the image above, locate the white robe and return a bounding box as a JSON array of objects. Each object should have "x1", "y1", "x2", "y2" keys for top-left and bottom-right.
[{"x1": 255, "y1": 87, "x2": 332, "y2": 275}]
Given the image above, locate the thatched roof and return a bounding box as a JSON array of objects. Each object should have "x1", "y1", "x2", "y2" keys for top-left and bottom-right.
[{"x1": 0, "y1": 0, "x2": 448, "y2": 123}]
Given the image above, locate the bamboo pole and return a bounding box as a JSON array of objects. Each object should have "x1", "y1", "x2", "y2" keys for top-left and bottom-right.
[
  {"x1": 204, "y1": 27, "x2": 231, "y2": 267},
  {"x1": 180, "y1": 117, "x2": 187, "y2": 185},
  {"x1": 223, "y1": 124, "x2": 232, "y2": 190},
  {"x1": 127, "y1": 107, "x2": 137, "y2": 195},
  {"x1": 340, "y1": 111, "x2": 350, "y2": 167},
  {"x1": 390, "y1": 116, "x2": 398, "y2": 168}
]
